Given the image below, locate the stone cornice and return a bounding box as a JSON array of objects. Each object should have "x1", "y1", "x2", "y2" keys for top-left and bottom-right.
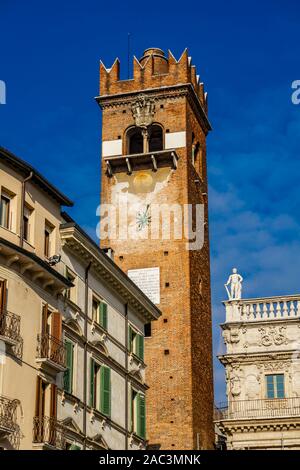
[
  {"x1": 95, "y1": 83, "x2": 212, "y2": 135},
  {"x1": 217, "y1": 416, "x2": 300, "y2": 434},
  {"x1": 220, "y1": 317, "x2": 300, "y2": 329},
  {"x1": 218, "y1": 351, "x2": 295, "y2": 366},
  {"x1": 0, "y1": 236, "x2": 73, "y2": 294}
]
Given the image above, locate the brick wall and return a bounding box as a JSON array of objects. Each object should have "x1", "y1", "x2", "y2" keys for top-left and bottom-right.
[{"x1": 98, "y1": 48, "x2": 214, "y2": 449}]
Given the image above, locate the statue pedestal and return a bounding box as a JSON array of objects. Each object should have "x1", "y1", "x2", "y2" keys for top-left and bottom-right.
[{"x1": 224, "y1": 300, "x2": 241, "y2": 323}]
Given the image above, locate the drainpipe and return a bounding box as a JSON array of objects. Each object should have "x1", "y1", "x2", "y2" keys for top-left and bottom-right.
[
  {"x1": 125, "y1": 303, "x2": 129, "y2": 450},
  {"x1": 83, "y1": 261, "x2": 92, "y2": 450},
  {"x1": 20, "y1": 171, "x2": 33, "y2": 247}
]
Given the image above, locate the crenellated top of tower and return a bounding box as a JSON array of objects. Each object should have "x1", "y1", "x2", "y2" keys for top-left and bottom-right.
[{"x1": 99, "y1": 48, "x2": 208, "y2": 111}]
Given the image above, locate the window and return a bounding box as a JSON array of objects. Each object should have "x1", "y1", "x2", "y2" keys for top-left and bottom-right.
[
  {"x1": 131, "y1": 389, "x2": 146, "y2": 439},
  {"x1": 92, "y1": 298, "x2": 99, "y2": 321},
  {"x1": 90, "y1": 359, "x2": 111, "y2": 416},
  {"x1": 127, "y1": 127, "x2": 143, "y2": 154},
  {"x1": 23, "y1": 205, "x2": 33, "y2": 242},
  {"x1": 92, "y1": 297, "x2": 108, "y2": 330},
  {"x1": 41, "y1": 304, "x2": 52, "y2": 335},
  {"x1": 266, "y1": 374, "x2": 285, "y2": 399},
  {"x1": 65, "y1": 268, "x2": 76, "y2": 303},
  {"x1": 144, "y1": 323, "x2": 151, "y2": 337},
  {"x1": 23, "y1": 213, "x2": 29, "y2": 241},
  {"x1": 126, "y1": 124, "x2": 163, "y2": 155},
  {"x1": 0, "y1": 194, "x2": 10, "y2": 229},
  {"x1": 64, "y1": 339, "x2": 74, "y2": 394},
  {"x1": 44, "y1": 229, "x2": 50, "y2": 257},
  {"x1": 0, "y1": 279, "x2": 7, "y2": 314},
  {"x1": 128, "y1": 325, "x2": 144, "y2": 361},
  {"x1": 149, "y1": 124, "x2": 163, "y2": 152},
  {"x1": 35, "y1": 376, "x2": 47, "y2": 420},
  {"x1": 192, "y1": 142, "x2": 200, "y2": 166},
  {"x1": 34, "y1": 379, "x2": 57, "y2": 445},
  {"x1": 44, "y1": 222, "x2": 53, "y2": 258}
]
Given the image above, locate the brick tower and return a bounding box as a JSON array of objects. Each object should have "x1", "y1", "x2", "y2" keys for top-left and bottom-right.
[{"x1": 97, "y1": 48, "x2": 214, "y2": 450}]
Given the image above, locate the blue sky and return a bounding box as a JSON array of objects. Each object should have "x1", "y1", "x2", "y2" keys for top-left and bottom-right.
[{"x1": 1, "y1": 0, "x2": 300, "y2": 402}]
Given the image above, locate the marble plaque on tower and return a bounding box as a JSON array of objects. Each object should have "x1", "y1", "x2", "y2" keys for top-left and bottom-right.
[{"x1": 127, "y1": 267, "x2": 160, "y2": 305}]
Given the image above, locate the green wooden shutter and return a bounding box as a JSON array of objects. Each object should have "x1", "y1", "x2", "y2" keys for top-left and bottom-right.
[
  {"x1": 100, "y1": 366, "x2": 111, "y2": 416},
  {"x1": 100, "y1": 302, "x2": 108, "y2": 330},
  {"x1": 64, "y1": 340, "x2": 73, "y2": 393},
  {"x1": 137, "y1": 393, "x2": 146, "y2": 439},
  {"x1": 137, "y1": 334, "x2": 144, "y2": 361},
  {"x1": 69, "y1": 444, "x2": 81, "y2": 450},
  {"x1": 90, "y1": 358, "x2": 95, "y2": 407},
  {"x1": 128, "y1": 387, "x2": 133, "y2": 432}
]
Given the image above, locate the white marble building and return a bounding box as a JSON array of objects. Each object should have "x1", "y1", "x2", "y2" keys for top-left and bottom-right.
[{"x1": 215, "y1": 270, "x2": 300, "y2": 450}]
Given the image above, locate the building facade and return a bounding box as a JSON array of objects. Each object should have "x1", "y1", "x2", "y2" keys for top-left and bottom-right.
[
  {"x1": 59, "y1": 216, "x2": 160, "y2": 450},
  {"x1": 0, "y1": 146, "x2": 160, "y2": 450},
  {"x1": 215, "y1": 288, "x2": 300, "y2": 449},
  {"x1": 97, "y1": 47, "x2": 214, "y2": 449}
]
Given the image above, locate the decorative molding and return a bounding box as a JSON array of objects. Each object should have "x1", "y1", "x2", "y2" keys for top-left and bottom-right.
[
  {"x1": 226, "y1": 364, "x2": 243, "y2": 397},
  {"x1": 223, "y1": 327, "x2": 241, "y2": 345},
  {"x1": 73, "y1": 401, "x2": 80, "y2": 414},
  {"x1": 257, "y1": 360, "x2": 290, "y2": 372},
  {"x1": 131, "y1": 94, "x2": 156, "y2": 127},
  {"x1": 258, "y1": 325, "x2": 288, "y2": 347},
  {"x1": 96, "y1": 84, "x2": 211, "y2": 134},
  {"x1": 219, "y1": 420, "x2": 300, "y2": 434}
]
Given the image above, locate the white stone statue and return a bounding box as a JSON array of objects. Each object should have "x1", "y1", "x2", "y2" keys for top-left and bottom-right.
[{"x1": 225, "y1": 268, "x2": 243, "y2": 300}]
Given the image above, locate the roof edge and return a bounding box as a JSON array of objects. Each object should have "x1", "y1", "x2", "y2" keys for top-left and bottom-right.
[{"x1": 0, "y1": 146, "x2": 73, "y2": 207}]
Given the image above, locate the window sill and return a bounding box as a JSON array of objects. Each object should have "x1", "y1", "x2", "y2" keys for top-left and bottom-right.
[
  {"x1": 90, "y1": 406, "x2": 111, "y2": 421},
  {"x1": 91, "y1": 319, "x2": 108, "y2": 335},
  {"x1": 130, "y1": 432, "x2": 146, "y2": 446},
  {"x1": 64, "y1": 296, "x2": 80, "y2": 312},
  {"x1": 0, "y1": 225, "x2": 18, "y2": 236},
  {"x1": 129, "y1": 352, "x2": 146, "y2": 368}
]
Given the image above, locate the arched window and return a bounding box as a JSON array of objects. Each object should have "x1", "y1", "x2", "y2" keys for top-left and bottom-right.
[
  {"x1": 149, "y1": 124, "x2": 163, "y2": 152},
  {"x1": 127, "y1": 127, "x2": 143, "y2": 155},
  {"x1": 126, "y1": 123, "x2": 164, "y2": 155}
]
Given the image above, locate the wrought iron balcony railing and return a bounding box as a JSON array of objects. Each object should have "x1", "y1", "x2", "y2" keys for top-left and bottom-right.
[
  {"x1": 214, "y1": 397, "x2": 300, "y2": 421},
  {"x1": 0, "y1": 310, "x2": 21, "y2": 343},
  {"x1": 0, "y1": 395, "x2": 20, "y2": 434},
  {"x1": 33, "y1": 416, "x2": 65, "y2": 449},
  {"x1": 36, "y1": 333, "x2": 66, "y2": 368}
]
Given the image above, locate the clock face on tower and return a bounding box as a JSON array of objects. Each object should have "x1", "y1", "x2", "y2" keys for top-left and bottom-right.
[{"x1": 136, "y1": 204, "x2": 151, "y2": 231}]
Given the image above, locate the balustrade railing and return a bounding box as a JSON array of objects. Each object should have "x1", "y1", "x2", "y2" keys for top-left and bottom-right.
[
  {"x1": 215, "y1": 397, "x2": 300, "y2": 420},
  {"x1": 36, "y1": 333, "x2": 66, "y2": 368},
  {"x1": 0, "y1": 310, "x2": 21, "y2": 342},
  {"x1": 33, "y1": 416, "x2": 65, "y2": 449},
  {"x1": 0, "y1": 395, "x2": 20, "y2": 433},
  {"x1": 226, "y1": 295, "x2": 300, "y2": 322}
]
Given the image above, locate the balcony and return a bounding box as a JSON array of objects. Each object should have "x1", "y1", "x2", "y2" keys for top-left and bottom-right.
[
  {"x1": 104, "y1": 149, "x2": 179, "y2": 176},
  {"x1": 0, "y1": 310, "x2": 21, "y2": 346},
  {"x1": 0, "y1": 310, "x2": 23, "y2": 359},
  {"x1": 33, "y1": 416, "x2": 65, "y2": 450},
  {"x1": 214, "y1": 397, "x2": 300, "y2": 421},
  {"x1": 36, "y1": 333, "x2": 66, "y2": 374},
  {"x1": 224, "y1": 294, "x2": 300, "y2": 323},
  {"x1": 0, "y1": 395, "x2": 20, "y2": 438}
]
